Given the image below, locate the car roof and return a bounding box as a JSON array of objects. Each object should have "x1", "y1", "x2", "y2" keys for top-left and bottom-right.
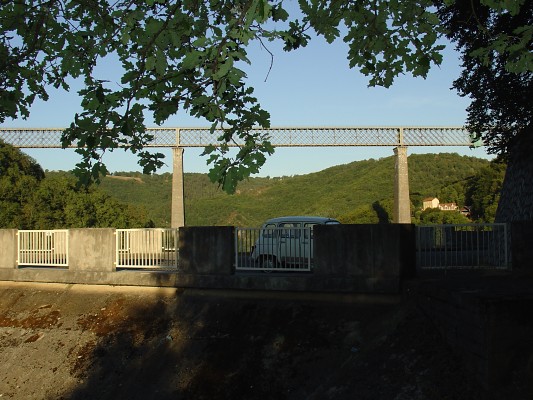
[{"x1": 263, "y1": 216, "x2": 340, "y2": 225}]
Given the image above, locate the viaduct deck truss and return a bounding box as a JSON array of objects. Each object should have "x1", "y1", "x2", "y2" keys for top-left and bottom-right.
[{"x1": 0, "y1": 126, "x2": 475, "y2": 148}]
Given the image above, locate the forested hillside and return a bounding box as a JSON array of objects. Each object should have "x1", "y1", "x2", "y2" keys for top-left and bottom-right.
[
  {"x1": 0, "y1": 140, "x2": 153, "y2": 229},
  {"x1": 1, "y1": 140, "x2": 501, "y2": 229},
  {"x1": 97, "y1": 153, "x2": 496, "y2": 227}
]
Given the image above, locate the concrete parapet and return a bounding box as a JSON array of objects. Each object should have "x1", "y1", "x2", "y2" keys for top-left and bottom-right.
[
  {"x1": 313, "y1": 224, "x2": 415, "y2": 292},
  {"x1": 179, "y1": 226, "x2": 234, "y2": 275},
  {"x1": 1, "y1": 225, "x2": 414, "y2": 293},
  {"x1": 68, "y1": 228, "x2": 116, "y2": 272},
  {"x1": 0, "y1": 229, "x2": 17, "y2": 269}
]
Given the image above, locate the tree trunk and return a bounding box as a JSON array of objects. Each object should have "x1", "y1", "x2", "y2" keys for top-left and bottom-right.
[{"x1": 495, "y1": 135, "x2": 533, "y2": 222}]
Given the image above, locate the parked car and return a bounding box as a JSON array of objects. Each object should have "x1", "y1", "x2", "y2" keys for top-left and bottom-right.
[{"x1": 250, "y1": 216, "x2": 340, "y2": 269}]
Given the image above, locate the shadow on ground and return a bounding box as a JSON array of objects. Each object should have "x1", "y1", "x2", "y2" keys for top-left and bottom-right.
[
  {"x1": 0, "y1": 281, "x2": 519, "y2": 400},
  {"x1": 63, "y1": 290, "x2": 411, "y2": 400}
]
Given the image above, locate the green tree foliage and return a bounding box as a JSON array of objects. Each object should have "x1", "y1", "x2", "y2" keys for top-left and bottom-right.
[
  {"x1": 464, "y1": 160, "x2": 507, "y2": 223},
  {"x1": 97, "y1": 153, "x2": 490, "y2": 226},
  {"x1": 338, "y1": 204, "x2": 379, "y2": 224},
  {"x1": 436, "y1": 182, "x2": 465, "y2": 209},
  {"x1": 418, "y1": 208, "x2": 470, "y2": 224},
  {"x1": 98, "y1": 171, "x2": 173, "y2": 226},
  {"x1": 339, "y1": 199, "x2": 393, "y2": 224},
  {"x1": 0, "y1": 139, "x2": 44, "y2": 228},
  {"x1": 3, "y1": 0, "x2": 513, "y2": 194},
  {"x1": 296, "y1": 0, "x2": 446, "y2": 87},
  {"x1": 26, "y1": 174, "x2": 152, "y2": 229},
  {"x1": 408, "y1": 153, "x2": 486, "y2": 209},
  {"x1": 0, "y1": 140, "x2": 152, "y2": 228},
  {"x1": 1, "y1": 0, "x2": 285, "y2": 191}
]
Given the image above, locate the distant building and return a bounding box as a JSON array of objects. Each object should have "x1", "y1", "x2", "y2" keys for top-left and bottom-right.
[
  {"x1": 439, "y1": 202, "x2": 459, "y2": 211},
  {"x1": 422, "y1": 197, "x2": 459, "y2": 212},
  {"x1": 422, "y1": 197, "x2": 439, "y2": 210}
]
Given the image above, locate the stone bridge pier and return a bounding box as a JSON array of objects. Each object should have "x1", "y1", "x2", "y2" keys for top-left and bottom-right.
[
  {"x1": 394, "y1": 146, "x2": 411, "y2": 223},
  {"x1": 171, "y1": 147, "x2": 185, "y2": 228}
]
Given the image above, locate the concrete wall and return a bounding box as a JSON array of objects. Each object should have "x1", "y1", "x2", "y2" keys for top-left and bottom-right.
[
  {"x1": 314, "y1": 224, "x2": 416, "y2": 292},
  {"x1": 68, "y1": 228, "x2": 115, "y2": 272},
  {"x1": 179, "y1": 226, "x2": 234, "y2": 275},
  {"x1": 0, "y1": 225, "x2": 410, "y2": 293},
  {"x1": 2, "y1": 223, "x2": 523, "y2": 295},
  {"x1": 510, "y1": 221, "x2": 533, "y2": 273},
  {"x1": 0, "y1": 229, "x2": 17, "y2": 269}
]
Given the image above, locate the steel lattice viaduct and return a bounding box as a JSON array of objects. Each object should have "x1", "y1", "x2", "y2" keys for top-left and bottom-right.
[{"x1": 0, "y1": 126, "x2": 477, "y2": 225}]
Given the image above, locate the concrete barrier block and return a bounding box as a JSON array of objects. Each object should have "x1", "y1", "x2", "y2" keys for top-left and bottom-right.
[
  {"x1": 314, "y1": 224, "x2": 414, "y2": 292},
  {"x1": 179, "y1": 226, "x2": 234, "y2": 275},
  {"x1": 0, "y1": 229, "x2": 17, "y2": 269},
  {"x1": 68, "y1": 229, "x2": 115, "y2": 272}
]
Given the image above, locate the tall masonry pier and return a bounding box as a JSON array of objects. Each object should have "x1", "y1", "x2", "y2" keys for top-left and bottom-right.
[
  {"x1": 171, "y1": 147, "x2": 185, "y2": 228},
  {"x1": 0, "y1": 126, "x2": 475, "y2": 225},
  {"x1": 394, "y1": 146, "x2": 411, "y2": 223},
  {"x1": 394, "y1": 128, "x2": 411, "y2": 223}
]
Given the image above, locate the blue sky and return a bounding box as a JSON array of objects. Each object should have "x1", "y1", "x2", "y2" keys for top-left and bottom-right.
[{"x1": 3, "y1": 29, "x2": 492, "y2": 177}]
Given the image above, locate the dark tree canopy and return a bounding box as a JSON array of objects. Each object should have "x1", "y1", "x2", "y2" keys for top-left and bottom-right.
[
  {"x1": 434, "y1": 1, "x2": 533, "y2": 222},
  {"x1": 437, "y1": 0, "x2": 533, "y2": 157}
]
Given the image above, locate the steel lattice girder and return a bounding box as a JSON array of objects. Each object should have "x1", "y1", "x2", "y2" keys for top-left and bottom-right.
[{"x1": 0, "y1": 126, "x2": 475, "y2": 148}]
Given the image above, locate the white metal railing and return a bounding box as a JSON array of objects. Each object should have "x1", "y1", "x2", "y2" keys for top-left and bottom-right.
[
  {"x1": 17, "y1": 230, "x2": 69, "y2": 267},
  {"x1": 416, "y1": 223, "x2": 509, "y2": 270},
  {"x1": 116, "y1": 228, "x2": 179, "y2": 269},
  {"x1": 235, "y1": 227, "x2": 313, "y2": 272}
]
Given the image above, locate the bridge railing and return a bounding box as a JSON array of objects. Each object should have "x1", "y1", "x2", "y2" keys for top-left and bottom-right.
[
  {"x1": 17, "y1": 230, "x2": 69, "y2": 267},
  {"x1": 235, "y1": 227, "x2": 313, "y2": 272},
  {"x1": 416, "y1": 223, "x2": 510, "y2": 270},
  {"x1": 115, "y1": 228, "x2": 179, "y2": 269}
]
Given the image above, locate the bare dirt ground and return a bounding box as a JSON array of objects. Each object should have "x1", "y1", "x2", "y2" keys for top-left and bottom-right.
[{"x1": 0, "y1": 281, "x2": 516, "y2": 400}]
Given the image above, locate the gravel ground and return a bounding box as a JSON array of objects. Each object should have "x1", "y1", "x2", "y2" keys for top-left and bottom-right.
[{"x1": 0, "y1": 281, "x2": 518, "y2": 400}]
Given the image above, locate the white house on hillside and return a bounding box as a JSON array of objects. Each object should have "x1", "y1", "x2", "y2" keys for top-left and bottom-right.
[
  {"x1": 422, "y1": 197, "x2": 458, "y2": 212},
  {"x1": 422, "y1": 197, "x2": 440, "y2": 210}
]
